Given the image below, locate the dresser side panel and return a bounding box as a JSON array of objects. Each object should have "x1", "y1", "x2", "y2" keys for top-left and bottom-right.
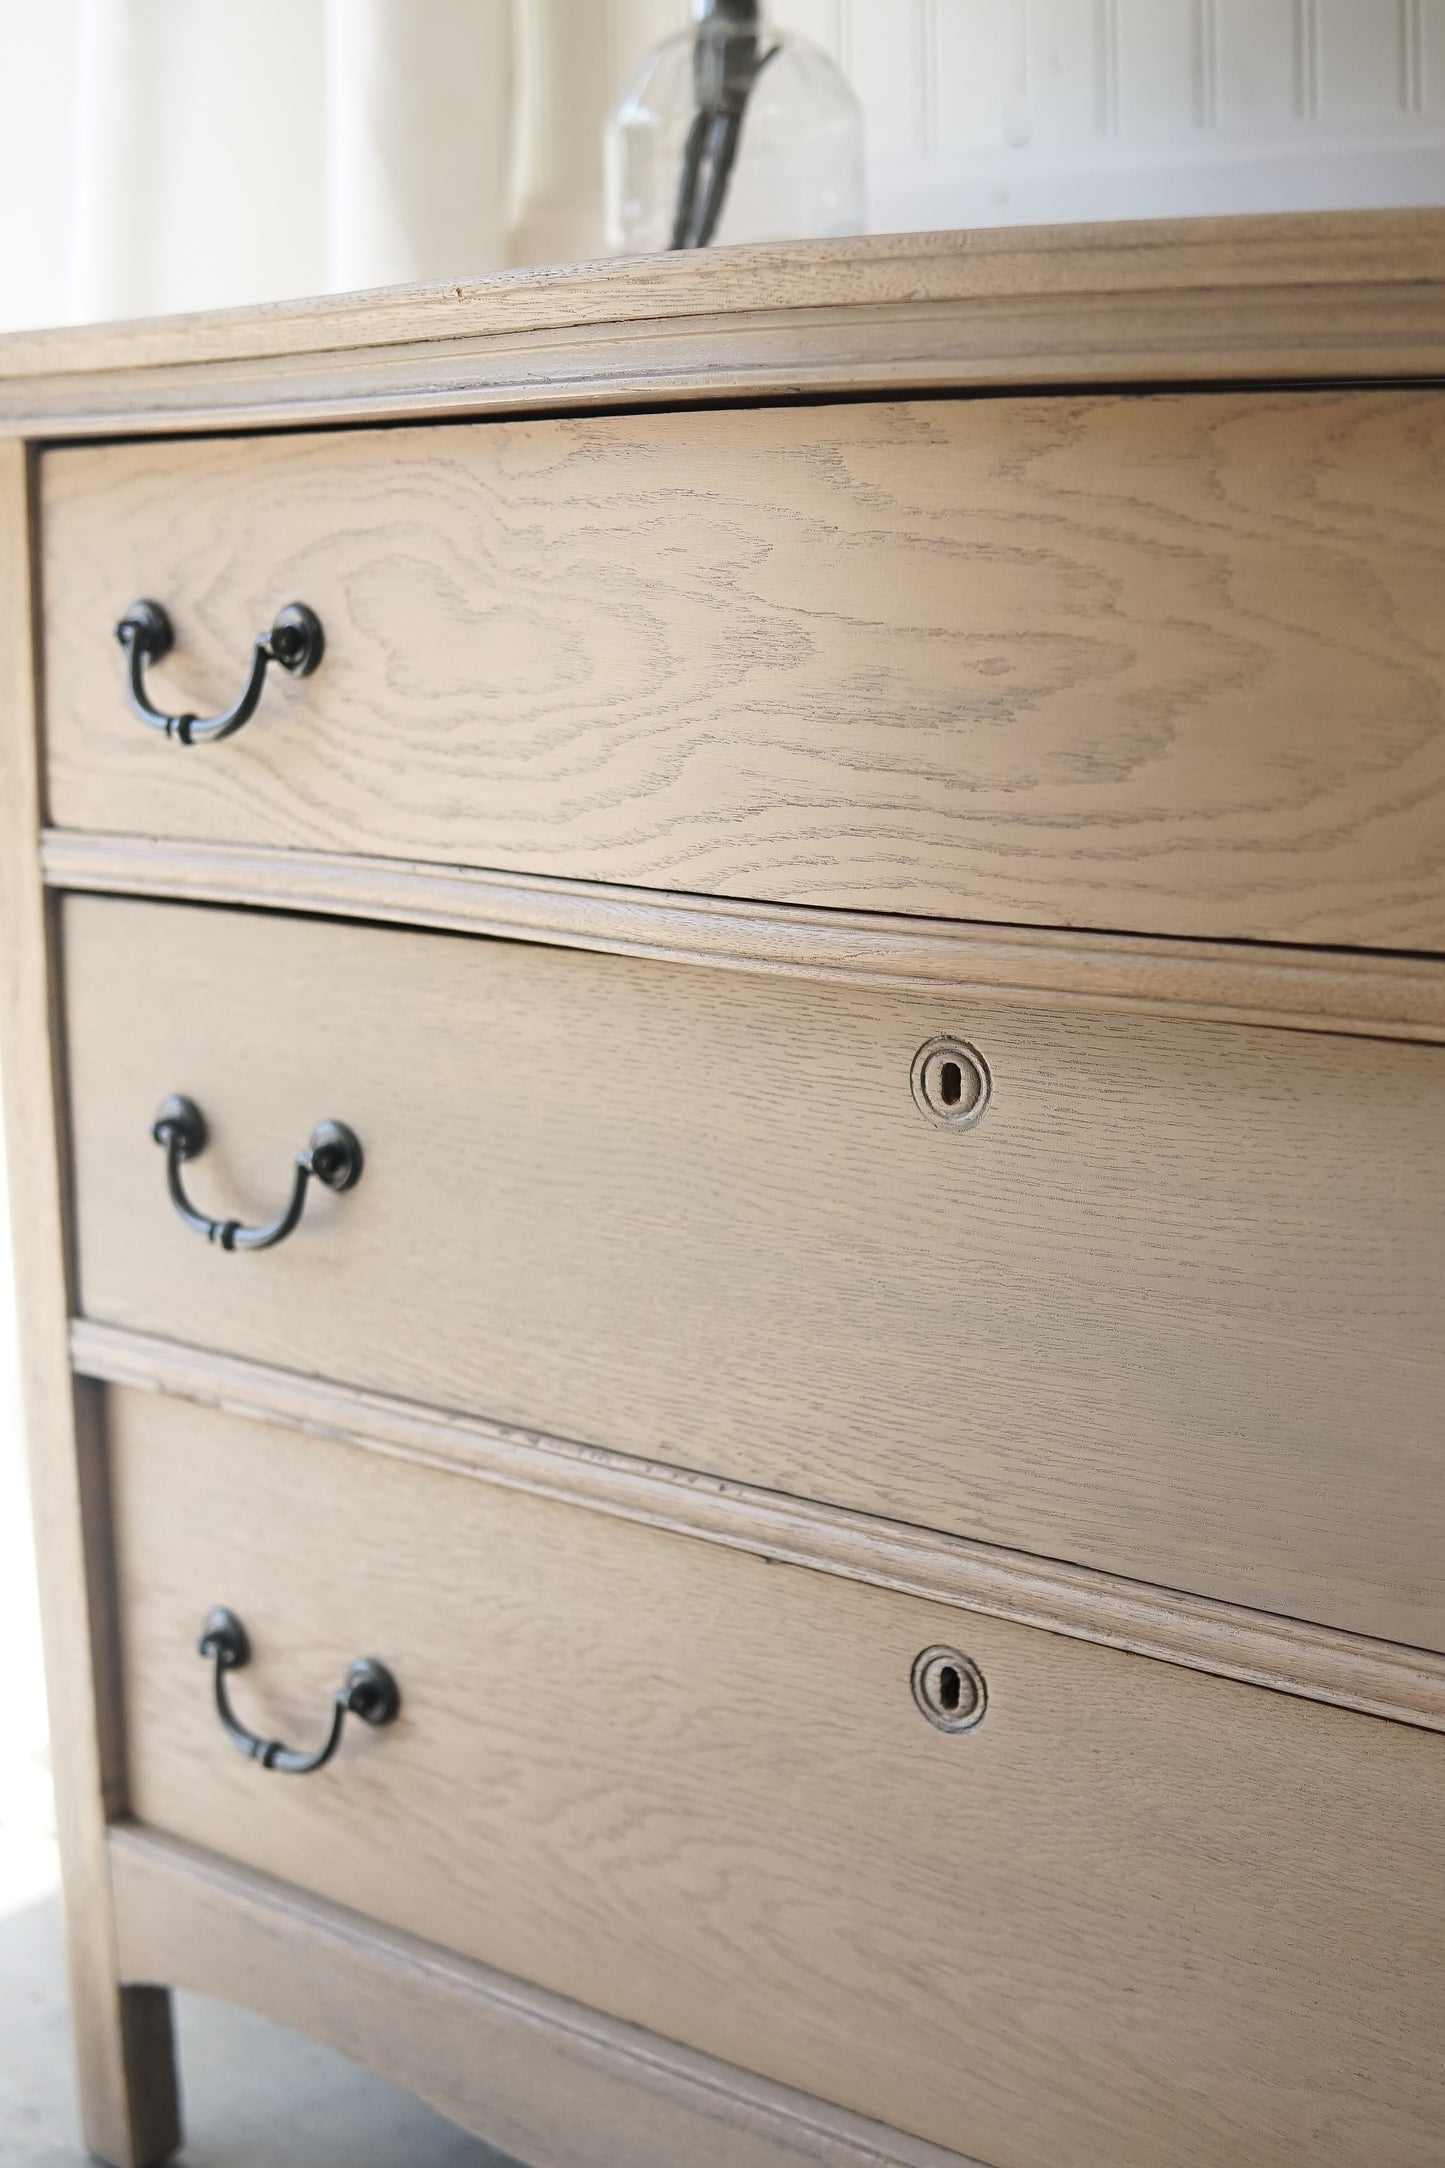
[{"x1": 0, "y1": 441, "x2": 180, "y2": 2167}]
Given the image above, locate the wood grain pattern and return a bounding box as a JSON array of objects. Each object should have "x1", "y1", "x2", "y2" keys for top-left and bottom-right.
[
  {"x1": 108, "y1": 1386, "x2": 1445, "y2": 2168},
  {"x1": 21, "y1": 213, "x2": 1445, "y2": 2168},
  {"x1": 0, "y1": 443, "x2": 180, "y2": 2167},
  {"x1": 8, "y1": 210, "x2": 1443, "y2": 381},
  {"x1": 41, "y1": 391, "x2": 1445, "y2": 947},
  {"x1": 0, "y1": 210, "x2": 1443, "y2": 436},
  {"x1": 72, "y1": 1318, "x2": 1445, "y2": 1736},
  {"x1": 43, "y1": 827, "x2": 1445, "y2": 1047},
  {"x1": 111, "y1": 1828, "x2": 981, "y2": 2168},
  {"x1": 62, "y1": 895, "x2": 1445, "y2": 1653}
]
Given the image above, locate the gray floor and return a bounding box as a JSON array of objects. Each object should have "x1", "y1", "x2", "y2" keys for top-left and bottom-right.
[{"x1": 0, "y1": 1889, "x2": 519, "y2": 2168}]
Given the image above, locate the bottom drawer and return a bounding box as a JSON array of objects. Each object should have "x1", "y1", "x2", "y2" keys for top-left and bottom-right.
[{"x1": 109, "y1": 1385, "x2": 1445, "y2": 2168}]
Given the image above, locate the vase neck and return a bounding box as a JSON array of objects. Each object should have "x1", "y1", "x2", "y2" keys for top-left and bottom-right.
[{"x1": 692, "y1": 0, "x2": 764, "y2": 24}]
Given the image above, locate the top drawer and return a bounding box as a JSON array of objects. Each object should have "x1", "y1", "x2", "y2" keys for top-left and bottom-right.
[{"x1": 42, "y1": 391, "x2": 1445, "y2": 948}]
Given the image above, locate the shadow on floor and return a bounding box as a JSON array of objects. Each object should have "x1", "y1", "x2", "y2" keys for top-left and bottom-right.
[{"x1": 0, "y1": 1889, "x2": 519, "y2": 2167}]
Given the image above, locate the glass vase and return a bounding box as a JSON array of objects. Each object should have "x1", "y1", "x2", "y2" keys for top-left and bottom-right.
[{"x1": 605, "y1": 0, "x2": 865, "y2": 254}]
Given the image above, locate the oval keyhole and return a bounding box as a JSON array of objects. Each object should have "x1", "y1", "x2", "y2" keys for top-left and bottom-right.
[
  {"x1": 910, "y1": 1037, "x2": 991, "y2": 1131},
  {"x1": 911, "y1": 1646, "x2": 987, "y2": 1733}
]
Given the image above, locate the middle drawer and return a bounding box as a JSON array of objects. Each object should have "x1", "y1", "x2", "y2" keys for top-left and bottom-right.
[{"x1": 63, "y1": 892, "x2": 1445, "y2": 1650}]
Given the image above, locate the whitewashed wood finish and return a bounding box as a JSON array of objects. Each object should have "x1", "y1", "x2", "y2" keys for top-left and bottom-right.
[
  {"x1": 72, "y1": 1319, "x2": 1445, "y2": 1736},
  {"x1": 6, "y1": 210, "x2": 1435, "y2": 381},
  {"x1": 110, "y1": 1827, "x2": 982, "y2": 2168},
  {"x1": 109, "y1": 1386, "x2": 1445, "y2": 2168},
  {"x1": 42, "y1": 827, "x2": 1445, "y2": 1047},
  {"x1": 12, "y1": 217, "x2": 1445, "y2": 2168},
  {"x1": 3, "y1": 212, "x2": 1444, "y2": 437},
  {"x1": 0, "y1": 445, "x2": 180, "y2": 2162},
  {"x1": 41, "y1": 389, "x2": 1445, "y2": 947},
  {"x1": 62, "y1": 894, "x2": 1445, "y2": 1653}
]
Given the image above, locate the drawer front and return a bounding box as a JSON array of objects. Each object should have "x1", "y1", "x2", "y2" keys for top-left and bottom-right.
[
  {"x1": 42, "y1": 390, "x2": 1445, "y2": 949},
  {"x1": 110, "y1": 1387, "x2": 1445, "y2": 2168},
  {"x1": 65, "y1": 895, "x2": 1445, "y2": 1650}
]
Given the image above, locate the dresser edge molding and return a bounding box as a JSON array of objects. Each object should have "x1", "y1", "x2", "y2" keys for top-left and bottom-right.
[
  {"x1": 3, "y1": 209, "x2": 1445, "y2": 438},
  {"x1": 72, "y1": 1320, "x2": 1445, "y2": 1739},
  {"x1": 41, "y1": 831, "x2": 1445, "y2": 1046}
]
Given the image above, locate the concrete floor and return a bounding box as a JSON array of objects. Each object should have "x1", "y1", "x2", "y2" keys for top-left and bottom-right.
[{"x1": 0, "y1": 1084, "x2": 517, "y2": 2165}]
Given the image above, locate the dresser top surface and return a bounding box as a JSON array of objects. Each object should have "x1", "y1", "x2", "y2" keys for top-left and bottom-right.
[{"x1": 2, "y1": 208, "x2": 1443, "y2": 440}]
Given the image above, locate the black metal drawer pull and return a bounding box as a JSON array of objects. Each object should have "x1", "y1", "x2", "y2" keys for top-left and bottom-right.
[
  {"x1": 151, "y1": 1094, "x2": 362, "y2": 1252},
  {"x1": 115, "y1": 597, "x2": 323, "y2": 744},
  {"x1": 198, "y1": 1609, "x2": 400, "y2": 1777}
]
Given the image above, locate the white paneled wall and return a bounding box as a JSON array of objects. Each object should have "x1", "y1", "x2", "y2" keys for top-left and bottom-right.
[
  {"x1": 781, "y1": 0, "x2": 1445, "y2": 234},
  {"x1": 0, "y1": 3, "x2": 1441, "y2": 325}
]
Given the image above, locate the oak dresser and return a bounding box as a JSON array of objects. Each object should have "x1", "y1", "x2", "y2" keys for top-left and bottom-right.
[{"x1": 4, "y1": 211, "x2": 1445, "y2": 2168}]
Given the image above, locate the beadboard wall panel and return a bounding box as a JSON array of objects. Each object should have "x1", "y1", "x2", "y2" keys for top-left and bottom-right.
[{"x1": 785, "y1": 0, "x2": 1445, "y2": 151}]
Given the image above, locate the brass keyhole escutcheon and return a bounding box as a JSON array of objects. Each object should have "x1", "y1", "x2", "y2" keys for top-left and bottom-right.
[
  {"x1": 910, "y1": 1037, "x2": 991, "y2": 1131},
  {"x1": 911, "y1": 1646, "x2": 987, "y2": 1733}
]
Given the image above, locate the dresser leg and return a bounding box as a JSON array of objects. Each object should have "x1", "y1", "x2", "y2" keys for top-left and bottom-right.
[{"x1": 68, "y1": 1977, "x2": 181, "y2": 2168}]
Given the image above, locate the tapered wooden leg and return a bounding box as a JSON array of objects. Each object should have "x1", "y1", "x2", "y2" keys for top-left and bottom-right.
[
  {"x1": 39, "y1": 1394, "x2": 184, "y2": 2168},
  {"x1": 68, "y1": 1976, "x2": 181, "y2": 2168},
  {"x1": 0, "y1": 439, "x2": 182, "y2": 2166},
  {"x1": 17, "y1": 1375, "x2": 187, "y2": 2168}
]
